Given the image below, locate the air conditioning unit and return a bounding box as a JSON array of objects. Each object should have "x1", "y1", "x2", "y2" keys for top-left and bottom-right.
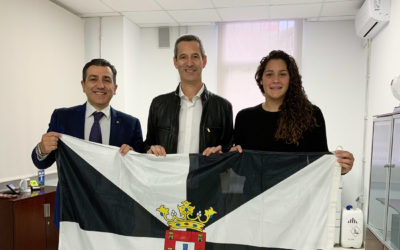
[{"x1": 355, "y1": 0, "x2": 390, "y2": 39}]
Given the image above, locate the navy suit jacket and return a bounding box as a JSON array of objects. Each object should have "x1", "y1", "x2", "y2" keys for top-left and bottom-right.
[{"x1": 31, "y1": 103, "x2": 143, "y2": 228}]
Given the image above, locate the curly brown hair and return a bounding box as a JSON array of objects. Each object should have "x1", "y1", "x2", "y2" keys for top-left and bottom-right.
[{"x1": 255, "y1": 50, "x2": 317, "y2": 145}]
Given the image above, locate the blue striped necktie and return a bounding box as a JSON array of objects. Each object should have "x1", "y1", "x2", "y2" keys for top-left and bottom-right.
[{"x1": 89, "y1": 111, "x2": 104, "y2": 143}]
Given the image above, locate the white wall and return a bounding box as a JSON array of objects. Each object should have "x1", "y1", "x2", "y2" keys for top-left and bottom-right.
[
  {"x1": 302, "y1": 20, "x2": 367, "y2": 208},
  {"x1": 84, "y1": 16, "x2": 141, "y2": 117},
  {"x1": 0, "y1": 0, "x2": 84, "y2": 182},
  {"x1": 101, "y1": 17, "x2": 126, "y2": 110},
  {"x1": 84, "y1": 17, "x2": 101, "y2": 60},
  {"x1": 363, "y1": 0, "x2": 400, "y2": 222},
  {"x1": 131, "y1": 27, "x2": 176, "y2": 135},
  {"x1": 123, "y1": 19, "x2": 141, "y2": 127}
]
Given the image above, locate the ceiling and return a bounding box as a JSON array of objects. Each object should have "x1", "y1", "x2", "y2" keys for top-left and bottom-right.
[{"x1": 50, "y1": 0, "x2": 364, "y2": 27}]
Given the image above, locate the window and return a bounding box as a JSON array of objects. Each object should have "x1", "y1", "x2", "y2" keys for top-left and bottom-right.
[{"x1": 217, "y1": 20, "x2": 302, "y2": 119}]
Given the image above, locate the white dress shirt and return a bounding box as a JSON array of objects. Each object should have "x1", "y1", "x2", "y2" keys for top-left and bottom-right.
[
  {"x1": 84, "y1": 102, "x2": 111, "y2": 145},
  {"x1": 36, "y1": 102, "x2": 112, "y2": 160},
  {"x1": 177, "y1": 84, "x2": 204, "y2": 154}
]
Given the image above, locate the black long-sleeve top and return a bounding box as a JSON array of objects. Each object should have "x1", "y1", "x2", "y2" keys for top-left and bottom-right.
[{"x1": 234, "y1": 104, "x2": 328, "y2": 152}]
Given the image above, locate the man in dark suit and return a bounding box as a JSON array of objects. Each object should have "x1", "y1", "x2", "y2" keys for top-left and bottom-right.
[{"x1": 31, "y1": 58, "x2": 143, "y2": 229}]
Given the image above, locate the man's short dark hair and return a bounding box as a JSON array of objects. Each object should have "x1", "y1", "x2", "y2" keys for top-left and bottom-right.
[
  {"x1": 174, "y1": 34, "x2": 206, "y2": 58},
  {"x1": 82, "y1": 58, "x2": 117, "y2": 84}
]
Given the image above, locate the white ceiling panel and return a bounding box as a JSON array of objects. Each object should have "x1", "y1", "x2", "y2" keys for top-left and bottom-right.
[
  {"x1": 157, "y1": 0, "x2": 214, "y2": 10},
  {"x1": 179, "y1": 22, "x2": 219, "y2": 27},
  {"x1": 51, "y1": 0, "x2": 113, "y2": 14},
  {"x1": 80, "y1": 12, "x2": 121, "y2": 17},
  {"x1": 307, "y1": 15, "x2": 355, "y2": 21},
  {"x1": 101, "y1": 0, "x2": 162, "y2": 11},
  {"x1": 124, "y1": 11, "x2": 177, "y2": 25},
  {"x1": 267, "y1": 0, "x2": 324, "y2": 4},
  {"x1": 138, "y1": 23, "x2": 180, "y2": 27},
  {"x1": 211, "y1": 0, "x2": 267, "y2": 8},
  {"x1": 270, "y1": 3, "x2": 322, "y2": 19},
  {"x1": 49, "y1": 0, "x2": 361, "y2": 27},
  {"x1": 169, "y1": 9, "x2": 221, "y2": 23},
  {"x1": 324, "y1": 0, "x2": 360, "y2": 2},
  {"x1": 218, "y1": 6, "x2": 270, "y2": 22},
  {"x1": 320, "y1": 1, "x2": 362, "y2": 17}
]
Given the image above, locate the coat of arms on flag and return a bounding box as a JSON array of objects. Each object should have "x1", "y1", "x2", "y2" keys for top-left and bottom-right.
[
  {"x1": 56, "y1": 134, "x2": 340, "y2": 250},
  {"x1": 157, "y1": 200, "x2": 216, "y2": 250}
]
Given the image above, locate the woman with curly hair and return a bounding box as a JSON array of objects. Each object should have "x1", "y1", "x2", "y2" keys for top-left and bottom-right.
[{"x1": 231, "y1": 50, "x2": 354, "y2": 174}]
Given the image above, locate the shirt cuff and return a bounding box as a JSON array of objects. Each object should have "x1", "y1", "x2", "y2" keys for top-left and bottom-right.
[{"x1": 36, "y1": 143, "x2": 49, "y2": 161}]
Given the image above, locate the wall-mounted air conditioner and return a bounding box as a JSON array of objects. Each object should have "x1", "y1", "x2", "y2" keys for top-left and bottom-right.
[{"x1": 355, "y1": 0, "x2": 390, "y2": 39}]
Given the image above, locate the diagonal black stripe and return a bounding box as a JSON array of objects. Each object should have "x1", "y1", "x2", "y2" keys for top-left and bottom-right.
[
  {"x1": 56, "y1": 140, "x2": 168, "y2": 237},
  {"x1": 187, "y1": 150, "x2": 328, "y2": 229}
]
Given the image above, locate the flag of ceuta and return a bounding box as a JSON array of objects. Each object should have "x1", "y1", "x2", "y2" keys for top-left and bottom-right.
[{"x1": 56, "y1": 134, "x2": 340, "y2": 250}]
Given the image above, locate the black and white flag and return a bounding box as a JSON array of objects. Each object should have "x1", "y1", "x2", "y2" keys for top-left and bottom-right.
[{"x1": 56, "y1": 135, "x2": 340, "y2": 250}]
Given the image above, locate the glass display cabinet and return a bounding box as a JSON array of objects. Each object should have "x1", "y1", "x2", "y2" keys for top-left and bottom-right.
[{"x1": 367, "y1": 112, "x2": 400, "y2": 250}]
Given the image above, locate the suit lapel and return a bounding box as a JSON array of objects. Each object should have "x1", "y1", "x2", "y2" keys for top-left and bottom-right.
[
  {"x1": 74, "y1": 103, "x2": 86, "y2": 139},
  {"x1": 109, "y1": 107, "x2": 118, "y2": 146}
]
